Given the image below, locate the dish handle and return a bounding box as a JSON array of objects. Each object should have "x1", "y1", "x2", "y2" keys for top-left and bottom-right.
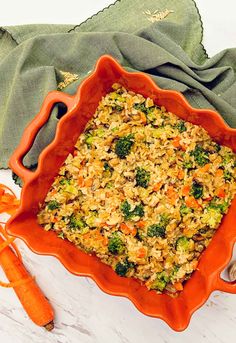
[
  {"x1": 9, "y1": 91, "x2": 75, "y2": 183},
  {"x1": 214, "y1": 273, "x2": 236, "y2": 293}
]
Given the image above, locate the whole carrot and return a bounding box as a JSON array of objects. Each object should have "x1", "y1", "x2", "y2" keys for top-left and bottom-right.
[
  {"x1": 0, "y1": 235, "x2": 54, "y2": 330},
  {"x1": 0, "y1": 183, "x2": 54, "y2": 329}
]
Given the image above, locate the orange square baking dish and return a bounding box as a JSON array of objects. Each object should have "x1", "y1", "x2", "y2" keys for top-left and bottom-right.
[{"x1": 6, "y1": 55, "x2": 236, "y2": 331}]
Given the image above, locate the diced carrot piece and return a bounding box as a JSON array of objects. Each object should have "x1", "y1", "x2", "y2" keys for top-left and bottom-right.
[
  {"x1": 172, "y1": 136, "x2": 181, "y2": 148},
  {"x1": 83, "y1": 232, "x2": 91, "y2": 239},
  {"x1": 194, "y1": 164, "x2": 211, "y2": 177},
  {"x1": 153, "y1": 182, "x2": 162, "y2": 192},
  {"x1": 136, "y1": 220, "x2": 146, "y2": 228},
  {"x1": 92, "y1": 230, "x2": 101, "y2": 239},
  {"x1": 73, "y1": 150, "x2": 78, "y2": 156},
  {"x1": 167, "y1": 185, "x2": 174, "y2": 195},
  {"x1": 77, "y1": 176, "x2": 84, "y2": 187},
  {"x1": 183, "y1": 227, "x2": 193, "y2": 237},
  {"x1": 216, "y1": 169, "x2": 223, "y2": 177},
  {"x1": 137, "y1": 247, "x2": 146, "y2": 258},
  {"x1": 173, "y1": 282, "x2": 183, "y2": 291},
  {"x1": 120, "y1": 223, "x2": 130, "y2": 233},
  {"x1": 185, "y1": 196, "x2": 200, "y2": 209},
  {"x1": 198, "y1": 164, "x2": 211, "y2": 173},
  {"x1": 84, "y1": 178, "x2": 93, "y2": 187},
  {"x1": 180, "y1": 144, "x2": 187, "y2": 151},
  {"x1": 120, "y1": 223, "x2": 136, "y2": 236},
  {"x1": 167, "y1": 186, "x2": 178, "y2": 205},
  {"x1": 131, "y1": 228, "x2": 137, "y2": 236},
  {"x1": 169, "y1": 198, "x2": 177, "y2": 205},
  {"x1": 140, "y1": 112, "x2": 147, "y2": 124},
  {"x1": 182, "y1": 185, "x2": 190, "y2": 196},
  {"x1": 216, "y1": 187, "x2": 226, "y2": 198},
  {"x1": 103, "y1": 237, "x2": 108, "y2": 246},
  {"x1": 177, "y1": 169, "x2": 185, "y2": 180},
  {"x1": 51, "y1": 217, "x2": 58, "y2": 223}
]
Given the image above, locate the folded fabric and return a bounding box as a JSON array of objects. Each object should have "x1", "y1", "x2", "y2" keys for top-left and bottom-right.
[{"x1": 0, "y1": 0, "x2": 235, "y2": 183}]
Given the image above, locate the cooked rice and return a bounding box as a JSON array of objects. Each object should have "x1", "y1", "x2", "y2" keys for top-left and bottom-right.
[{"x1": 38, "y1": 84, "x2": 236, "y2": 295}]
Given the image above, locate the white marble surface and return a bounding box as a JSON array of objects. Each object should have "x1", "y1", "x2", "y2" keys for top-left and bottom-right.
[{"x1": 0, "y1": 1, "x2": 236, "y2": 342}]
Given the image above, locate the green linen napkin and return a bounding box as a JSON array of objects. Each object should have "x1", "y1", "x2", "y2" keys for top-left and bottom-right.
[{"x1": 0, "y1": 0, "x2": 235, "y2": 183}]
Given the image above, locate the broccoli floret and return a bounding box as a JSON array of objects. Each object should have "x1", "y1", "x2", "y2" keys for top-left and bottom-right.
[
  {"x1": 109, "y1": 92, "x2": 125, "y2": 102},
  {"x1": 146, "y1": 109, "x2": 157, "y2": 123},
  {"x1": 69, "y1": 214, "x2": 86, "y2": 230},
  {"x1": 201, "y1": 208, "x2": 222, "y2": 228},
  {"x1": 151, "y1": 279, "x2": 166, "y2": 291},
  {"x1": 183, "y1": 160, "x2": 193, "y2": 170},
  {"x1": 176, "y1": 236, "x2": 190, "y2": 252},
  {"x1": 132, "y1": 204, "x2": 145, "y2": 218},
  {"x1": 115, "y1": 259, "x2": 134, "y2": 277},
  {"x1": 224, "y1": 170, "x2": 232, "y2": 181},
  {"x1": 157, "y1": 271, "x2": 170, "y2": 283},
  {"x1": 222, "y1": 152, "x2": 234, "y2": 166},
  {"x1": 64, "y1": 183, "x2": 78, "y2": 195},
  {"x1": 180, "y1": 204, "x2": 192, "y2": 216},
  {"x1": 147, "y1": 224, "x2": 165, "y2": 238},
  {"x1": 190, "y1": 181, "x2": 203, "y2": 199},
  {"x1": 147, "y1": 214, "x2": 169, "y2": 238},
  {"x1": 108, "y1": 232, "x2": 125, "y2": 255},
  {"x1": 203, "y1": 197, "x2": 228, "y2": 227},
  {"x1": 175, "y1": 120, "x2": 187, "y2": 133},
  {"x1": 208, "y1": 198, "x2": 228, "y2": 214},
  {"x1": 159, "y1": 213, "x2": 170, "y2": 226},
  {"x1": 120, "y1": 200, "x2": 131, "y2": 219},
  {"x1": 133, "y1": 103, "x2": 158, "y2": 118},
  {"x1": 115, "y1": 261, "x2": 129, "y2": 276},
  {"x1": 112, "y1": 105, "x2": 123, "y2": 112},
  {"x1": 152, "y1": 127, "x2": 165, "y2": 138},
  {"x1": 133, "y1": 102, "x2": 148, "y2": 113},
  {"x1": 115, "y1": 134, "x2": 134, "y2": 159},
  {"x1": 85, "y1": 212, "x2": 98, "y2": 228},
  {"x1": 120, "y1": 200, "x2": 144, "y2": 220},
  {"x1": 47, "y1": 200, "x2": 60, "y2": 211},
  {"x1": 214, "y1": 144, "x2": 221, "y2": 152},
  {"x1": 111, "y1": 126, "x2": 119, "y2": 132},
  {"x1": 135, "y1": 167, "x2": 150, "y2": 188},
  {"x1": 190, "y1": 145, "x2": 209, "y2": 166},
  {"x1": 150, "y1": 271, "x2": 170, "y2": 291},
  {"x1": 170, "y1": 265, "x2": 180, "y2": 281},
  {"x1": 85, "y1": 134, "x2": 94, "y2": 147},
  {"x1": 95, "y1": 128, "x2": 105, "y2": 137},
  {"x1": 59, "y1": 178, "x2": 71, "y2": 186}
]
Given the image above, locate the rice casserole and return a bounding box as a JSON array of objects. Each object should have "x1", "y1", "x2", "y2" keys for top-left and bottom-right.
[{"x1": 38, "y1": 84, "x2": 236, "y2": 295}]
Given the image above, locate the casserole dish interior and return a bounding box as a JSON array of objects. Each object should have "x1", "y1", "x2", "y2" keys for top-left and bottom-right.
[{"x1": 6, "y1": 55, "x2": 236, "y2": 331}]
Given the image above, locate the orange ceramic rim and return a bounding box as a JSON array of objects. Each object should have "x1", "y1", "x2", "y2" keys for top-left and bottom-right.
[{"x1": 6, "y1": 55, "x2": 236, "y2": 331}]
